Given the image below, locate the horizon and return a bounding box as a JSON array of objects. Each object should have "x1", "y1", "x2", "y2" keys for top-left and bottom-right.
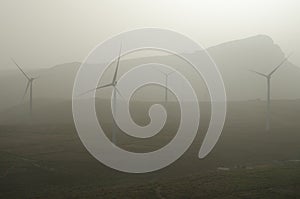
[{"x1": 1, "y1": 34, "x2": 297, "y2": 72}]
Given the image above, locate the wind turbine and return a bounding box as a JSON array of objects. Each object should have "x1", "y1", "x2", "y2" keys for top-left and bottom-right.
[
  {"x1": 156, "y1": 69, "x2": 175, "y2": 103},
  {"x1": 11, "y1": 58, "x2": 39, "y2": 117},
  {"x1": 249, "y1": 54, "x2": 291, "y2": 131},
  {"x1": 81, "y1": 44, "x2": 123, "y2": 144}
]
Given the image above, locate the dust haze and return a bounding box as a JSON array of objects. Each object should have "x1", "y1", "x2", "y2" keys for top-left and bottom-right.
[{"x1": 0, "y1": 1, "x2": 300, "y2": 199}]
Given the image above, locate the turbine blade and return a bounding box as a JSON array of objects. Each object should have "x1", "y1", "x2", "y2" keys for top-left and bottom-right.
[
  {"x1": 153, "y1": 67, "x2": 175, "y2": 76},
  {"x1": 11, "y1": 58, "x2": 30, "y2": 80},
  {"x1": 249, "y1": 70, "x2": 268, "y2": 78},
  {"x1": 269, "y1": 54, "x2": 292, "y2": 76},
  {"x1": 96, "y1": 83, "x2": 114, "y2": 89},
  {"x1": 79, "y1": 83, "x2": 113, "y2": 96},
  {"x1": 33, "y1": 76, "x2": 40, "y2": 80},
  {"x1": 166, "y1": 71, "x2": 175, "y2": 76},
  {"x1": 112, "y1": 43, "x2": 122, "y2": 83},
  {"x1": 22, "y1": 81, "x2": 30, "y2": 101},
  {"x1": 114, "y1": 86, "x2": 124, "y2": 100},
  {"x1": 155, "y1": 68, "x2": 168, "y2": 75}
]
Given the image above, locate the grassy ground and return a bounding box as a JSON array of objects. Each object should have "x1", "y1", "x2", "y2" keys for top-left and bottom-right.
[
  {"x1": 0, "y1": 101, "x2": 300, "y2": 198},
  {"x1": 0, "y1": 151, "x2": 299, "y2": 199}
]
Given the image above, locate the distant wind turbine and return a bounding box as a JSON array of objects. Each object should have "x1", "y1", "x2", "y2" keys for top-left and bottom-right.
[
  {"x1": 249, "y1": 54, "x2": 292, "y2": 131},
  {"x1": 156, "y1": 69, "x2": 175, "y2": 103},
  {"x1": 11, "y1": 58, "x2": 39, "y2": 117},
  {"x1": 81, "y1": 44, "x2": 123, "y2": 144}
]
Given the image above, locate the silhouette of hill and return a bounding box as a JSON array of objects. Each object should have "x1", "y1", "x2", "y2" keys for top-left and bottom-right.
[{"x1": 1, "y1": 35, "x2": 299, "y2": 124}]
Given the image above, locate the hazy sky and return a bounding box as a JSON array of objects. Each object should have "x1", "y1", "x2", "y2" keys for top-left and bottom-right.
[{"x1": 0, "y1": 0, "x2": 299, "y2": 70}]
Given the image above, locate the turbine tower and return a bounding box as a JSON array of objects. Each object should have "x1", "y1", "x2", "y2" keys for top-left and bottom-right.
[
  {"x1": 156, "y1": 70, "x2": 175, "y2": 103},
  {"x1": 81, "y1": 44, "x2": 123, "y2": 144},
  {"x1": 11, "y1": 58, "x2": 39, "y2": 117},
  {"x1": 249, "y1": 54, "x2": 291, "y2": 131}
]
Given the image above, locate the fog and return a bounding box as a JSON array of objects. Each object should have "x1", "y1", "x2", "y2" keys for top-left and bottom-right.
[
  {"x1": 1, "y1": 1, "x2": 300, "y2": 198},
  {"x1": 0, "y1": 0, "x2": 299, "y2": 70}
]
